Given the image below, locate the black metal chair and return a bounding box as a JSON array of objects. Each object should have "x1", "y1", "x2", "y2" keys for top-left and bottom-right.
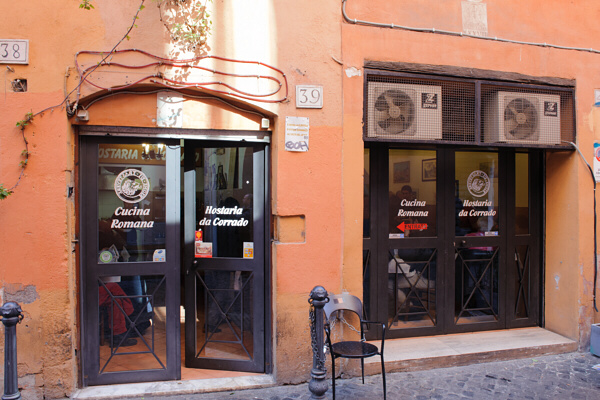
[{"x1": 324, "y1": 293, "x2": 386, "y2": 400}]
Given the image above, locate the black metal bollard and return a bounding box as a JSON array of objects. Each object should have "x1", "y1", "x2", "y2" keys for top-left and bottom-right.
[
  {"x1": 0, "y1": 302, "x2": 24, "y2": 400},
  {"x1": 308, "y1": 286, "x2": 328, "y2": 399}
]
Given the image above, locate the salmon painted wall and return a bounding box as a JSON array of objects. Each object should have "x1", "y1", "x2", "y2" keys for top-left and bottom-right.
[
  {"x1": 2, "y1": 0, "x2": 600, "y2": 396},
  {"x1": 267, "y1": 0, "x2": 343, "y2": 383},
  {"x1": 0, "y1": 0, "x2": 343, "y2": 392},
  {"x1": 0, "y1": 1, "x2": 103, "y2": 396},
  {"x1": 340, "y1": 0, "x2": 600, "y2": 346}
]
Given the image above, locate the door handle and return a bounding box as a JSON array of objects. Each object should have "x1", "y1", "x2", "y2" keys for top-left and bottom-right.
[{"x1": 186, "y1": 259, "x2": 199, "y2": 275}]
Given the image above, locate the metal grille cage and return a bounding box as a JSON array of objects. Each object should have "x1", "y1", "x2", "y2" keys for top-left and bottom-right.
[{"x1": 364, "y1": 72, "x2": 574, "y2": 149}]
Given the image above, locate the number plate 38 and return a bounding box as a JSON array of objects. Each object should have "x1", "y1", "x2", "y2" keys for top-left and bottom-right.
[{"x1": 0, "y1": 40, "x2": 29, "y2": 64}]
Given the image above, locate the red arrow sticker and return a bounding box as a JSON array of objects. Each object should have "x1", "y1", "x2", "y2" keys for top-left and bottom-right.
[{"x1": 397, "y1": 222, "x2": 428, "y2": 232}]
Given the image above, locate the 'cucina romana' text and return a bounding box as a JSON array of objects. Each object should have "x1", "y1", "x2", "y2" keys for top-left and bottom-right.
[
  {"x1": 111, "y1": 219, "x2": 154, "y2": 228},
  {"x1": 114, "y1": 206, "x2": 151, "y2": 216},
  {"x1": 111, "y1": 207, "x2": 155, "y2": 228}
]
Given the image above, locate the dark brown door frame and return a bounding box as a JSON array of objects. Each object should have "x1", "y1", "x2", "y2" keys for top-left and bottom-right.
[
  {"x1": 183, "y1": 141, "x2": 269, "y2": 373},
  {"x1": 365, "y1": 145, "x2": 542, "y2": 339},
  {"x1": 80, "y1": 136, "x2": 181, "y2": 386}
]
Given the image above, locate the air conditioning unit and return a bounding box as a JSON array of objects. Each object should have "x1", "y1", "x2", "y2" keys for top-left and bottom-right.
[
  {"x1": 484, "y1": 92, "x2": 561, "y2": 145},
  {"x1": 367, "y1": 82, "x2": 442, "y2": 140}
]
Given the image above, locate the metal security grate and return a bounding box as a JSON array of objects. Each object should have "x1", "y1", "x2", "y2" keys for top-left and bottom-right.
[{"x1": 364, "y1": 72, "x2": 574, "y2": 149}]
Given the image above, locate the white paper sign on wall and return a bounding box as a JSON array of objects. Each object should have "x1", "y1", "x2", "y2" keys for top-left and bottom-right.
[
  {"x1": 296, "y1": 85, "x2": 323, "y2": 109},
  {"x1": 285, "y1": 116, "x2": 309, "y2": 152},
  {"x1": 594, "y1": 142, "x2": 600, "y2": 182}
]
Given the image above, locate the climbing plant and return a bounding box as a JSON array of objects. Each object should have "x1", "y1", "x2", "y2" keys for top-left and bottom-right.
[
  {"x1": 158, "y1": 0, "x2": 213, "y2": 51},
  {"x1": 1, "y1": 0, "x2": 212, "y2": 200}
]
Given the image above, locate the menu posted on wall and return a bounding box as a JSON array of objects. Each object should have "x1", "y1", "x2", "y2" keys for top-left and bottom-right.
[
  {"x1": 594, "y1": 142, "x2": 600, "y2": 182},
  {"x1": 285, "y1": 116, "x2": 309, "y2": 152}
]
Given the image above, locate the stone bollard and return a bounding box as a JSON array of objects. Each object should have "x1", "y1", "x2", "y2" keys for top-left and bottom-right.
[
  {"x1": 0, "y1": 302, "x2": 24, "y2": 400},
  {"x1": 308, "y1": 286, "x2": 328, "y2": 399}
]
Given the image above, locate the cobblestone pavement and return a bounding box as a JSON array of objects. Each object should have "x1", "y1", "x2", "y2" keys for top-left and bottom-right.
[{"x1": 122, "y1": 352, "x2": 600, "y2": 400}]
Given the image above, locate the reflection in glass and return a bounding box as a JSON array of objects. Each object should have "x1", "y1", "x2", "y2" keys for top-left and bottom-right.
[
  {"x1": 98, "y1": 275, "x2": 166, "y2": 372},
  {"x1": 193, "y1": 270, "x2": 254, "y2": 361},
  {"x1": 455, "y1": 152, "x2": 499, "y2": 237},
  {"x1": 194, "y1": 147, "x2": 254, "y2": 258},
  {"x1": 362, "y1": 249, "x2": 372, "y2": 321},
  {"x1": 515, "y1": 153, "x2": 530, "y2": 235},
  {"x1": 388, "y1": 149, "x2": 437, "y2": 238},
  {"x1": 97, "y1": 143, "x2": 167, "y2": 263},
  {"x1": 455, "y1": 247, "x2": 499, "y2": 324},
  {"x1": 387, "y1": 248, "x2": 436, "y2": 329},
  {"x1": 364, "y1": 149, "x2": 370, "y2": 238},
  {"x1": 515, "y1": 245, "x2": 531, "y2": 319}
]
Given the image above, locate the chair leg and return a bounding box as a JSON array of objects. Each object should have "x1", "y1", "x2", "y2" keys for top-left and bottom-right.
[
  {"x1": 331, "y1": 355, "x2": 336, "y2": 400},
  {"x1": 381, "y1": 354, "x2": 386, "y2": 400},
  {"x1": 361, "y1": 358, "x2": 365, "y2": 384}
]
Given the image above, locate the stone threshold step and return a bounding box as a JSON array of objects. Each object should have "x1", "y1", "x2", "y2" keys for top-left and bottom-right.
[{"x1": 364, "y1": 327, "x2": 578, "y2": 374}]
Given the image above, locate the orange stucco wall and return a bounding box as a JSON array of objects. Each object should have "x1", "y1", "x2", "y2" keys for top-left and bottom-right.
[
  {"x1": 340, "y1": 0, "x2": 600, "y2": 345},
  {"x1": 1, "y1": 0, "x2": 599, "y2": 397}
]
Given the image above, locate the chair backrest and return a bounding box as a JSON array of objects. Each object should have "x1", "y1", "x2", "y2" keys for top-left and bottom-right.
[{"x1": 324, "y1": 293, "x2": 363, "y2": 322}]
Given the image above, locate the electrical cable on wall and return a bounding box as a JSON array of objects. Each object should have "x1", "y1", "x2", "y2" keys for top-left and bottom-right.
[
  {"x1": 564, "y1": 141, "x2": 599, "y2": 312},
  {"x1": 341, "y1": 0, "x2": 600, "y2": 55},
  {"x1": 82, "y1": 88, "x2": 269, "y2": 120},
  {"x1": 74, "y1": 49, "x2": 288, "y2": 105}
]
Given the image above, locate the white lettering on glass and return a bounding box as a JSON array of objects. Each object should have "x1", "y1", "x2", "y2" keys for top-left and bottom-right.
[
  {"x1": 114, "y1": 206, "x2": 151, "y2": 216},
  {"x1": 110, "y1": 219, "x2": 155, "y2": 228},
  {"x1": 204, "y1": 206, "x2": 244, "y2": 215}
]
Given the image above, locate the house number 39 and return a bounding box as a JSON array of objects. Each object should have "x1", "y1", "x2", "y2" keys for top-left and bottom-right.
[{"x1": 296, "y1": 85, "x2": 323, "y2": 109}]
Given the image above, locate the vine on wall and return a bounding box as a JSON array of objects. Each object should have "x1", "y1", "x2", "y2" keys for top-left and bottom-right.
[
  {"x1": 159, "y1": 0, "x2": 213, "y2": 52},
  {"x1": 1, "y1": 0, "x2": 213, "y2": 200}
]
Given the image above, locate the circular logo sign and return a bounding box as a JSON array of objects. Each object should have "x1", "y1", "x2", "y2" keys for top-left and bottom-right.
[
  {"x1": 99, "y1": 250, "x2": 113, "y2": 263},
  {"x1": 467, "y1": 170, "x2": 490, "y2": 198},
  {"x1": 114, "y1": 169, "x2": 150, "y2": 203}
]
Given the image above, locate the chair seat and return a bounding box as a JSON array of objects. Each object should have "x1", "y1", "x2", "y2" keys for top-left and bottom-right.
[{"x1": 331, "y1": 340, "x2": 379, "y2": 358}]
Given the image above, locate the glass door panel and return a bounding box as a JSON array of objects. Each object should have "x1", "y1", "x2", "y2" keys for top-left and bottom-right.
[
  {"x1": 515, "y1": 153, "x2": 530, "y2": 234},
  {"x1": 184, "y1": 143, "x2": 265, "y2": 372},
  {"x1": 454, "y1": 152, "x2": 499, "y2": 237},
  {"x1": 98, "y1": 275, "x2": 167, "y2": 373},
  {"x1": 82, "y1": 138, "x2": 180, "y2": 386},
  {"x1": 388, "y1": 149, "x2": 437, "y2": 238},
  {"x1": 452, "y1": 151, "x2": 502, "y2": 329},
  {"x1": 454, "y1": 247, "x2": 499, "y2": 324},
  {"x1": 388, "y1": 248, "x2": 437, "y2": 329},
  {"x1": 379, "y1": 148, "x2": 441, "y2": 338}
]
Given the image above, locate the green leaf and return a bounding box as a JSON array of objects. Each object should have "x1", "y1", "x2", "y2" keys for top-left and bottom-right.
[{"x1": 0, "y1": 184, "x2": 13, "y2": 200}]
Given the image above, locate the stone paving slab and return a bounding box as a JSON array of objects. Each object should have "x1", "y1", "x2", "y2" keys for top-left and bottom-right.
[{"x1": 105, "y1": 352, "x2": 600, "y2": 400}]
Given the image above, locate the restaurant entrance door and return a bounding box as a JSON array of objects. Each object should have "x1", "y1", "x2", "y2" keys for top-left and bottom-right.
[
  {"x1": 364, "y1": 146, "x2": 542, "y2": 339},
  {"x1": 183, "y1": 142, "x2": 267, "y2": 372},
  {"x1": 80, "y1": 136, "x2": 181, "y2": 386},
  {"x1": 80, "y1": 134, "x2": 270, "y2": 386}
]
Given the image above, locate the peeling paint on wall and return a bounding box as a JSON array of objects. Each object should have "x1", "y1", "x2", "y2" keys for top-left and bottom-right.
[
  {"x1": 3, "y1": 283, "x2": 40, "y2": 304},
  {"x1": 345, "y1": 67, "x2": 362, "y2": 78},
  {"x1": 554, "y1": 274, "x2": 560, "y2": 290}
]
